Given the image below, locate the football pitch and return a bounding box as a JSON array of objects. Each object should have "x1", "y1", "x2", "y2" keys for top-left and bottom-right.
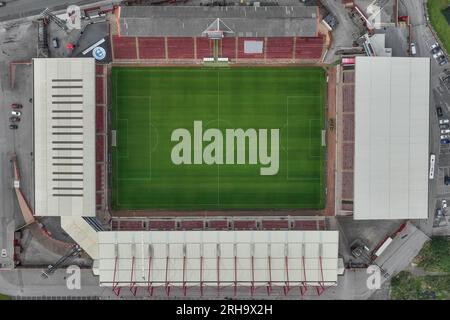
[{"x1": 111, "y1": 67, "x2": 326, "y2": 210}]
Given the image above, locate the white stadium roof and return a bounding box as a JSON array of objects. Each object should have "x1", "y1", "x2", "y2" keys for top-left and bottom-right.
[
  {"x1": 354, "y1": 57, "x2": 430, "y2": 220},
  {"x1": 33, "y1": 58, "x2": 96, "y2": 217},
  {"x1": 97, "y1": 231, "x2": 339, "y2": 291}
]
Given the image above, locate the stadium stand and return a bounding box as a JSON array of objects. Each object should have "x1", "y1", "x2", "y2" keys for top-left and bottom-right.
[
  {"x1": 266, "y1": 37, "x2": 294, "y2": 59},
  {"x1": 179, "y1": 220, "x2": 204, "y2": 230},
  {"x1": 95, "y1": 77, "x2": 104, "y2": 104},
  {"x1": 233, "y1": 220, "x2": 258, "y2": 230},
  {"x1": 167, "y1": 37, "x2": 195, "y2": 59},
  {"x1": 292, "y1": 220, "x2": 319, "y2": 230},
  {"x1": 147, "y1": 220, "x2": 176, "y2": 231},
  {"x1": 261, "y1": 220, "x2": 290, "y2": 230},
  {"x1": 295, "y1": 36, "x2": 324, "y2": 59},
  {"x1": 112, "y1": 35, "x2": 137, "y2": 60},
  {"x1": 207, "y1": 220, "x2": 229, "y2": 230},
  {"x1": 112, "y1": 220, "x2": 145, "y2": 231},
  {"x1": 238, "y1": 37, "x2": 265, "y2": 59},
  {"x1": 96, "y1": 135, "x2": 104, "y2": 163},
  {"x1": 196, "y1": 37, "x2": 212, "y2": 59},
  {"x1": 96, "y1": 106, "x2": 104, "y2": 133},
  {"x1": 219, "y1": 38, "x2": 236, "y2": 60},
  {"x1": 138, "y1": 37, "x2": 166, "y2": 59}
]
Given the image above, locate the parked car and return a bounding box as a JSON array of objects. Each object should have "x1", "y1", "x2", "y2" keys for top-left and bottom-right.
[
  {"x1": 440, "y1": 119, "x2": 450, "y2": 125},
  {"x1": 11, "y1": 110, "x2": 21, "y2": 116},
  {"x1": 433, "y1": 51, "x2": 444, "y2": 59},
  {"x1": 441, "y1": 138, "x2": 450, "y2": 144},
  {"x1": 9, "y1": 116, "x2": 20, "y2": 123},
  {"x1": 410, "y1": 43, "x2": 417, "y2": 56},
  {"x1": 442, "y1": 200, "x2": 447, "y2": 209},
  {"x1": 52, "y1": 37, "x2": 59, "y2": 48},
  {"x1": 431, "y1": 42, "x2": 440, "y2": 53},
  {"x1": 0, "y1": 2, "x2": 6, "y2": 7},
  {"x1": 440, "y1": 124, "x2": 450, "y2": 129},
  {"x1": 9, "y1": 124, "x2": 18, "y2": 130},
  {"x1": 445, "y1": 176, "x2": 450, "y2": 186},
  {"x1": 437, "y1": 107, "x2": 443, "y2": 117},
  {"x1": 441, "y1": 129, "x2": 450, "y2": 134},
  {"x1": 439, "y1": 56, "x2": 449, "y2": 66},
  {"x1": 442, "y1": 134, "x2": 450, "y2": 140},
  {"x1": 11, "y1": 103, "x2": 22, "y2": 109}
]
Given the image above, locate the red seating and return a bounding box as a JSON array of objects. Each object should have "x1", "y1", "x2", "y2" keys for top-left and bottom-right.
[
  {"x1": 96, "y1": 135, "x2": 104, "y2": 163},
  {"x1": 295, "y1": 37, "x2": 323, "y2": 59},
  {"x1": 261, "y1": 220, "x2": 290, "y2": 230},
  {"x1": 95, "y1": 77, "x2": 103, "y2": 104},
  {"x1": 233, "y1": 220, "x2": 257, "y2": 230},
  {"x1": 112, "y1": 35, "x2": 137, "y2": 60},
  {"x1": 292, "y1": 220, "x2": 317, "y2": 230},
  {"x1": 196, "y1": 37, "x2": 212, "y2": 59},
  {"x1": 180, "y1": 220, "x2": 204, "y2": 230},
  {"x1": 138, "y1": 37, "x2": 165, "y2": 59},
  {"x1": 208, "y1": 220, "x2": 229, "y2": 230},
  {"x1": 147, "y1": 220, "x2": 176, "y2": 231},
  {"x1": 95, "y1": 65, "x2": 104, "y2": 75},
  {"x1": 220, "y1": 38, "x2": 236, "y2": 60},
  {"x1": 96, "y1": 106, "x2": 104, "y2": 134},
  {"x1": 167, "y1": 37, "x2": 195, "y2": 59},
  {"x1": 266, "y1": 37, "x2": 294, "y2": 59},
  {"x1": 96, "y1": 164, "x2": 102, "y2": 191}
]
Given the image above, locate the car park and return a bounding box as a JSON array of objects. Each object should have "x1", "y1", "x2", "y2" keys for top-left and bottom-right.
[
  {"x1": 11, "y1": 103, "x2": 23, "y2": 109},
  {"x1": 437, "y1": 107, "x2": 443, "y2": 117},
  {"x1": 11, "y1": 110, "x2": 21, "y2": 116},
  {"x1": 9, "y1": 124, "x2": 18, "y2": 130},
  {"x1": 9, "y1": 116, "x2": 20, "y2": 123}
]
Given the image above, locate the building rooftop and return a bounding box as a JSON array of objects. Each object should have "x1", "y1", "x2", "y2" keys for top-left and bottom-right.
[
  {"x1": 33, "y1": 58, "x2": 96, "y2": 217},
  {"x1": 118, "y1": 5, "x2": 319, "y2": 37},
  {"x1": 354, "y1": 57, "x2": 430, "y2": 220}
]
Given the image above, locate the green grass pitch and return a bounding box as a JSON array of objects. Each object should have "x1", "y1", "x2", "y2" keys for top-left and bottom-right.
[{"x1": 111, "y1": 67, "x2": 326, "y2": 210}]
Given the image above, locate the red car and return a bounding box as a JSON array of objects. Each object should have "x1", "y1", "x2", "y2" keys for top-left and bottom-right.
[{"x1": 11, "y1": 103, "x2": 23, "y2": 109}]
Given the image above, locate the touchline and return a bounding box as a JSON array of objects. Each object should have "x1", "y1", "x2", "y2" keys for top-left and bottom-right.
[{"x1": 171, "y1": 121, "x2": 280, "y2": 176}]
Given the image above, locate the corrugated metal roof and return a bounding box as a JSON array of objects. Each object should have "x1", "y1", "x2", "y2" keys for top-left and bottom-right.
[
  {"x1": 354, "y1": 57, "x2": 430, "y2": 220},
  {"x1": 33, "y1": 58, "x2": 96, "y2": 217}
]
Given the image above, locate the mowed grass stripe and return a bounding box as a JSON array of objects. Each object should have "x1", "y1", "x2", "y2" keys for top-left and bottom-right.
[{"x1": 111, "y1": 67, "x2": 326, "y2": 210}]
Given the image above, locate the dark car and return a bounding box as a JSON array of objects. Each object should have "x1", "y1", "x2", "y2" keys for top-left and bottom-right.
[
  {"x1": 445, "y1": 176, "x2": 450, "y2": 186},
  {"x1": 9, "y1": 116, "x2": 20, "y2": 123},
  {"x1": 9, "y1": 124, "x2": 18, "y2": 130},
  {"x1": 439, "y1": 56, "x2": 449, "y2": 66},
  {"x1": 0, "y1": 2, "x2": 6, "y2": 7},
  {"x1": 11, "y1": 103, "x2": 22, "y2": 109},
  {"x1": 437, "y1": 107, "x2": 443, "y2": 117},
  {"x1": 441, "y1": 139, "x2": 450, "y2": 145}
]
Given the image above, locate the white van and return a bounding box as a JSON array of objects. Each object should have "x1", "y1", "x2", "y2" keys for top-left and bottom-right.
[{"x1": 410, "y1": 43, "x2": 417, "y2": 56}]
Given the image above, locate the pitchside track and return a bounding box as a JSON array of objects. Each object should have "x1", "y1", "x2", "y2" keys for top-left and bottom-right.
[{"x1": 112, "y1": 67, "x2": 326, "y2": 210}]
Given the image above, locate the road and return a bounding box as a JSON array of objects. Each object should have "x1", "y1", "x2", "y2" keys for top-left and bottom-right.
[
  {"x1": 0, "y1": 0, "x2": 121, "y2": 22},
  {"x1": 398, "y1": 0, "x2": 450, "y2": 236}
]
